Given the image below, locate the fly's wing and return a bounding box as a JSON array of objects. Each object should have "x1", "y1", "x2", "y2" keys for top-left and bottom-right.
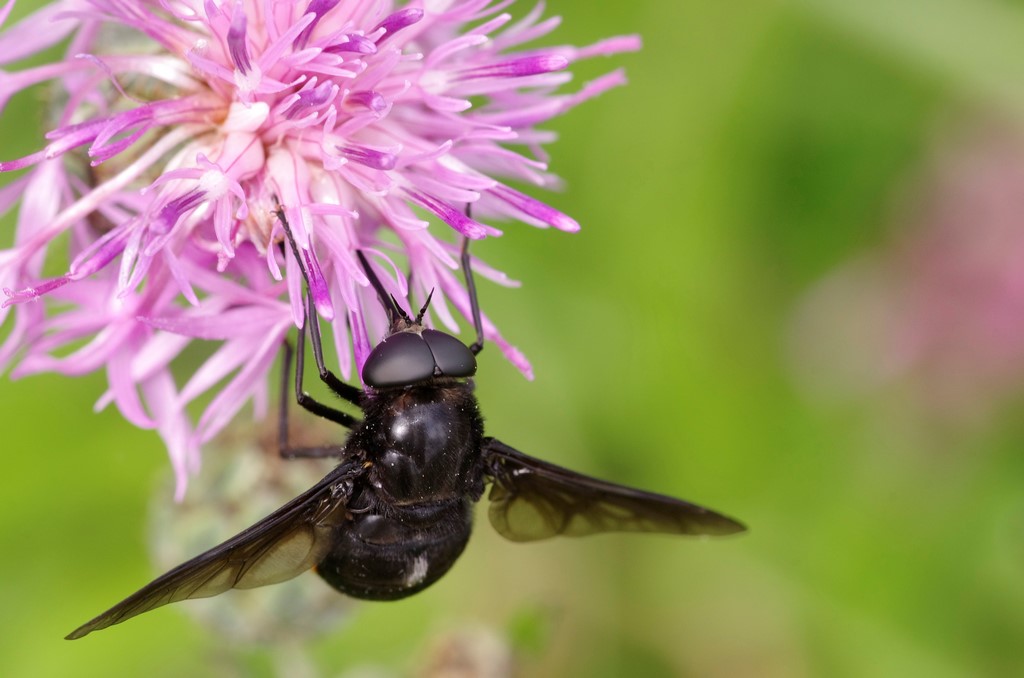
[
  {"x1": 66, "y1": 460, "x2": 363, "y2": 640},
  {"x1": 483, "y1": 438, "x2": 745, "y2": 542}
]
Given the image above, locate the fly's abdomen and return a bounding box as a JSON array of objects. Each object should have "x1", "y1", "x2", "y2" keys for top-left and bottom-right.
[{"x1": 315, "y1": 501, "x2": 472, "y2": 601}]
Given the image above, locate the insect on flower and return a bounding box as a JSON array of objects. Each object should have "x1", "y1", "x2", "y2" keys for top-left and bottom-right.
[
  {"x1": 65, "y1": 208, "x2": 746, "y2": 640},
  {"x1": 0, "y1": 0, "x2": 641, "y2": 497}
]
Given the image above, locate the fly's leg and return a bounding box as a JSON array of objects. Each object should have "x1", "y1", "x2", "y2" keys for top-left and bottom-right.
[
  {"x1": 277, "y1": 340, "x2": 354, "y2": 459},
  {"x1": 275, "y1": 205, "x2": 363, "y2": 405}
]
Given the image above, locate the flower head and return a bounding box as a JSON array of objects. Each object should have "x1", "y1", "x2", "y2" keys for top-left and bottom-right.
[
  {"x1": 790, "y1": 123, "x2": 1024, "y2": 428},
  {"x1": 0, "y1": 0, "x2": 639, "y2": 496}
]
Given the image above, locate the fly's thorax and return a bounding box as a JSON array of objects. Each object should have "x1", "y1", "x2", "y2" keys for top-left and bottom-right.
[{"x1": 355, "y1": 381, "x2": 484, "y2": 504}]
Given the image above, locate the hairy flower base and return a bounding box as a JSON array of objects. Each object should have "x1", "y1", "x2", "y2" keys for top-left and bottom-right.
[{"x1": 0, "y1": 0, "x2": 639, "y2": 497}]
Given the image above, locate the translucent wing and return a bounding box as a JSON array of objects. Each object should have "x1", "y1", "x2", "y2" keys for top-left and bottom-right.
[
  {"x1": 483, "y1": 438, "x2": 745, "y2": 542},
  {"x1": 66, "y1": 460, "x2": 362, "y2": 640}
]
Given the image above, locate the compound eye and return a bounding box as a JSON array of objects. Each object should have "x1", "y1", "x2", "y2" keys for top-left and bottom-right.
[
  {"x1": 422, "y1": 329, "x2": 477, "y2": 378},
  {"x1": 362, "y1": 332, "x2": 436, "y2": 387}
]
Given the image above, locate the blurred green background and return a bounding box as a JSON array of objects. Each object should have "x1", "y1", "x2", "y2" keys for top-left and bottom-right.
[{"x1": 5, "y1": 0, "x2": 1024, "y2": 676}]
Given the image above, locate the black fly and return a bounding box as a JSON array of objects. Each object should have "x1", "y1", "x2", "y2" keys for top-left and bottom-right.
[{"x1": 66, "y1": 208, "x2": 745, "y2": 640}]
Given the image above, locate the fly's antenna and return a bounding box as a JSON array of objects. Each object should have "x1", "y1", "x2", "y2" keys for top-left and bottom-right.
[
  {"x1": 414, "y1": 288, "x2": 435, "y2": 324},
  {"x1": 356, "y1": 250, "x2": 411, "y2": 328}
]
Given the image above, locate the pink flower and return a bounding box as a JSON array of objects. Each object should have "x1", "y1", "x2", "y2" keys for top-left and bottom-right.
[
  {"x1": 790, "y1": 123, "x2": 1024, "y2": 428},
  {"x1": 0, "y1": 0, "x2": 640, "y2": 497}
]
